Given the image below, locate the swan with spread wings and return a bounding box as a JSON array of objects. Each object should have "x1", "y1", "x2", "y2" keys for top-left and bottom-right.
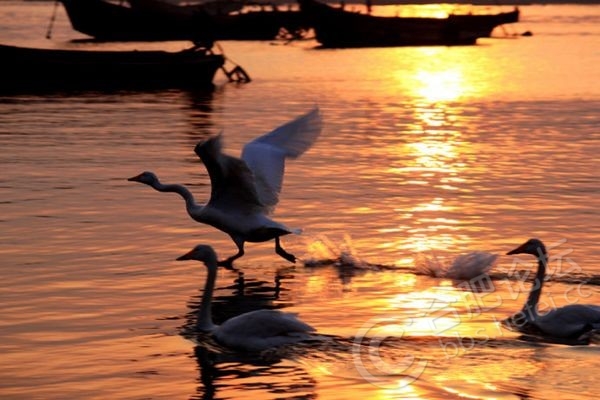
[{"x1": 129, "y1": 107, "x2": 322, "y2": 268}]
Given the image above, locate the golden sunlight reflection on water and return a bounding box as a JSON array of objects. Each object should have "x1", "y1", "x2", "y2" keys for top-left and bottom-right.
[
  {"x1": 383, "y1": 44, "x2": 516, "y2": 103},
  {"x1": 379, "y1": 101, "x2": 483, "y2": 257}
]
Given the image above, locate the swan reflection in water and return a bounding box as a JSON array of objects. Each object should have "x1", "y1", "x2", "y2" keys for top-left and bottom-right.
[{"x1": 192, "y1": 344, "x2": 318, "y2": 400}]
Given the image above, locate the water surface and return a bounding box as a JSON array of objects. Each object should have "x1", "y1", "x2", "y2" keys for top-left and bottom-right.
[{"x1": 1, "y1": 2, "x2": 600, "y2": 399}]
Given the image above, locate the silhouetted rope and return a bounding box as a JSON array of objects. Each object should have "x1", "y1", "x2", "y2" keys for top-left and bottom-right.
[{"x1": 46, "y1": 0, "x2": 60, "y2": 39}]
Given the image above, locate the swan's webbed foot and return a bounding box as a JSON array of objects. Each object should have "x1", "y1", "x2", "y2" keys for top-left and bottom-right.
[
  {"x1": 218, "y1": 242, "x2": 244, "y2": 271},
  {"x1": 275, "y1": 237, "x2": 296, "y2": 264},
  {"x1": 217, "y1": 258, "x2": 240, "y2": 272}
]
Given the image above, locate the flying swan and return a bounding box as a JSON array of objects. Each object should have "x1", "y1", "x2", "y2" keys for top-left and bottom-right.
[
  {"x1": 129, "y1": 107, "x2": 322, "y2": 268},
  {"x1": 177, "y1": 244, "x2": 316, "y2": 351},
  {"x1": 503, "y1": 238, "x2": 600, "y2": 342}
]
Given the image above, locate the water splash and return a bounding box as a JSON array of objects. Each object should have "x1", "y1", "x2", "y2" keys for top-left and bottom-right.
[
  {"x1": 301, "y1": 236, "x2": 600, "y2": 288},
  {"x1": 414, "y1": 251, "x2": 499, "y2": 281},
  {"x1": 302, "y1": 234, "x2": 370, "y2": 269}
]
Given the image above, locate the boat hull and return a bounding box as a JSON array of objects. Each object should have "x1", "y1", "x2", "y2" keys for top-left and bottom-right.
[
  {"x1": 299, "y1": 0, "x2": 520, "y2": 48},
  {"x1": 58, "y1": 0, "x2": 307, "y2": 41},
  {"x1": 59, "y1": 0, "x2": 190, "y2": 41},
  {"x1": 0, "y1": 43, "x2": 225, "y2": 91}
]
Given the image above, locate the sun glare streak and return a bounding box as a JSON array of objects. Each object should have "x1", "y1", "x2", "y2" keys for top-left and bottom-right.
[
  {"x1": 385, "y1": 287, "x2": 501, "y2": 338},
  {"x1": 386, "y1": 41, "x2": 500, "y2": 104},
  {"x1": 395, "y1": 233, "x2": 459, "y2": 254},
  {"x1": 410, "y1": 198, "x2": 451, "y2": 213},
  {"x1": 380, "y1": 382, "x2": 426, "y2": 400},
  {"x1": 381, "y1": 92, "x2": 485, "y2": 256},
  {"x1": 414, "y1": 69, "x2": 465, "y2": 103},
  {"x1": 410, "y1": 140, "x2": 458, "y2": 169}
]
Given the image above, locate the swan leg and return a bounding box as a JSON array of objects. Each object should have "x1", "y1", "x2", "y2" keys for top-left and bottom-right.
[
  {"x1": 275, "y1": 236, "x2": 296, "y2": 263},
  {"x1": 218, "y1": 241, "x2": 245, "y2": 270}
]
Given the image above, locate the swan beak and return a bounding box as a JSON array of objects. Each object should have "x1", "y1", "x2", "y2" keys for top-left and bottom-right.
[
  {"x1": 127, "y1": 174, "x2": 141, "y2": 182},
  {"x1": 506, "y1": 242, "x2": 527, "y2": 255},
  {"x1": 176, "y1": 250, "x2": 194, "y2": 261}
]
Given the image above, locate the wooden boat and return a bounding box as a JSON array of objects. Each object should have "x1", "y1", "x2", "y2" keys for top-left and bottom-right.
[
  {"x1": 0, "y1": 42, "x2": 226, "y2": 91},
  {"x1": 298, "y1": 0, "x2": 520, "y2": 48},
  {"x1": 57, "y1": 0, "x2": 308, "y2": 42},
  {"x1": 57, "y1": 0, "x2": 202, "y2": 41}
]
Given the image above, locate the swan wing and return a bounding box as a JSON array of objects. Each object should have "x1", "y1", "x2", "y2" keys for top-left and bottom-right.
[
  {"x1": 194, "y1": 133, "x2": 264, "y2": 213},
  {"x1": 219, "y1": 309, "x2": 315, "y2": 338},
  {"x1": 241, "y1": 107, "x2": 322, "y2": 213},
  {"x1": 535, "y1": 304, "x2": 600, "y2": 338}
]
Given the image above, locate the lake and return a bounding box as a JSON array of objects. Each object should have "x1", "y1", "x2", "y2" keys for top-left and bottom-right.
[{"x1": 1, "y1": 1, "x2": 600, "y2": 399}]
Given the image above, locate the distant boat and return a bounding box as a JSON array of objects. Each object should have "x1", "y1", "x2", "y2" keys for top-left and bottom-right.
[
  {"x1": 57, "y1": 0, "x2": 206, "y2": 41},
  {"x1": 57, "y1": 0, "x2": 308, "y2": 42},
  {"x1": 143, "y1": 0, "x2": 247, "y2": 17},
  {"x1": 127, "y1": 0, "x2": 309, "y2": 40},
  {"x1": 298, "y1": 0, "x2": 520, "y2": 48},
  {"x1": 0, "y1": 42, "x2": 226, "y2": 91}
]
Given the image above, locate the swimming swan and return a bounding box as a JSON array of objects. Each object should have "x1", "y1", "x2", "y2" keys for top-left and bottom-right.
[
  {"x1": 503, "y1": 238, "x2": 600, "y2": 341},
  {"x1": 177, "y1": 244, "x2": 316, "y2": 351},
  {"x1": 129, "y1": 107, "x2": 322, "y2": 268}
]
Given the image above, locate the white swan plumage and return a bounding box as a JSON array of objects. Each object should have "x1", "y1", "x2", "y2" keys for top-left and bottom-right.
[
  {"x1": 177, "y1": 244, "x2": 316, "y2": 351},
  {"x1": 503, "y1": 238, "x2": 600, "y2": 341},
  {"x1": 129, "y1": 107, "x2": 322, "y2": 268}
]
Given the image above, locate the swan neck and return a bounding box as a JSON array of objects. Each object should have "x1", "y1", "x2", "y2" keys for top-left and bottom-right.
[
  {"x1": 198, "y1": 260, "x2": 218, "y2": 332},
  {"x1": 523, "y1": 253, "x2": 547, "y2": 318},
  {"x1": 153, "y1": 181, "x2": 201, "y2": 213}
]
